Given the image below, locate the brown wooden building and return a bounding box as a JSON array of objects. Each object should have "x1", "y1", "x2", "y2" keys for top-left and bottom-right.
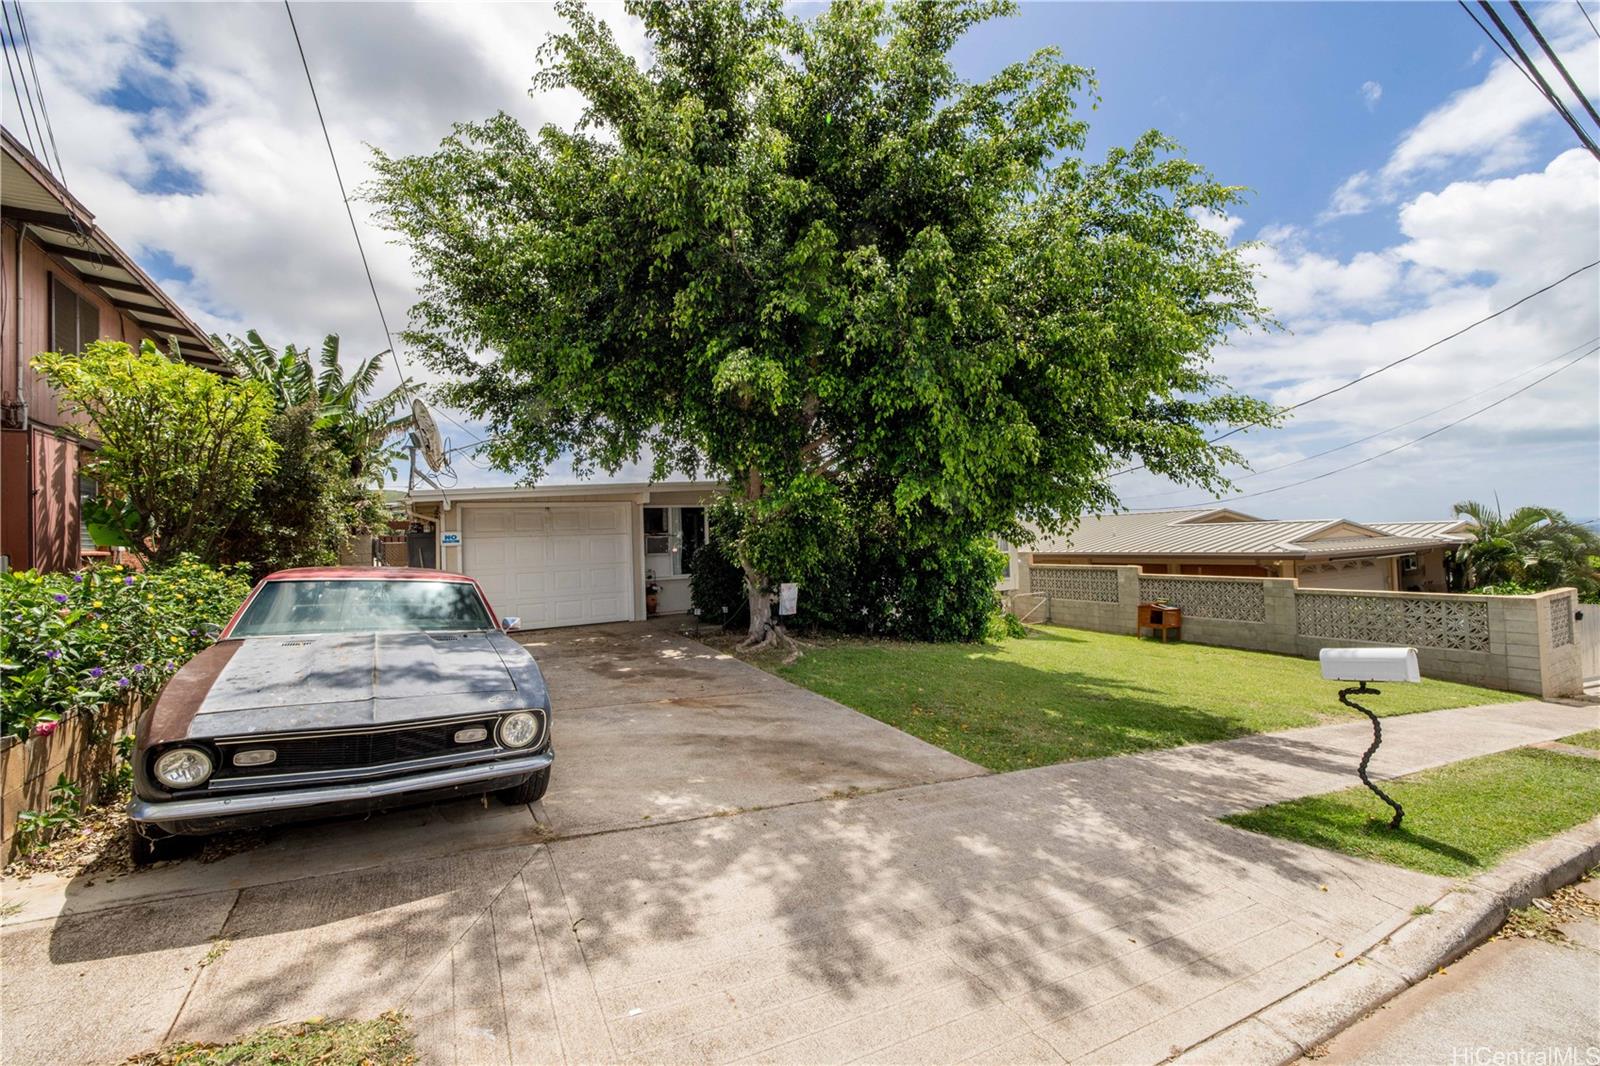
[{"x1": 1, "y1": 127, "x2": 226, "y2": 573}]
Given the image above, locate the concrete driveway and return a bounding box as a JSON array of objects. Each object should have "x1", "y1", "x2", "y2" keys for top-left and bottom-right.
[{"x1": 523, "y1": 622, "x2": 983, "y2": 836}]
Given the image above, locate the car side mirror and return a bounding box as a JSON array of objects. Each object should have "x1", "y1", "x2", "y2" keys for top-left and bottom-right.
[{"x1": 501, "y1": 616, "x2": 521, "y2": 631}]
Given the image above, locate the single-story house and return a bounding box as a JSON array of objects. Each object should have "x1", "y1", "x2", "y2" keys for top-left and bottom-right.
[
  {"x1": 1, "y1": 126, "x2": 227, "y2": 573},
  {"x1": 404, "y1": 481, "x2": 723, "y2": 629},
  {"x1": 1022, "y1": 508, "x2": 1474, "y2": 592}
]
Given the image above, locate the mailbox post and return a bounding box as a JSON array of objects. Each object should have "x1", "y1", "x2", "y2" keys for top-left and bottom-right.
[{"x1": 1318, "y1": 647, "x2": 1421, "y2": 830}]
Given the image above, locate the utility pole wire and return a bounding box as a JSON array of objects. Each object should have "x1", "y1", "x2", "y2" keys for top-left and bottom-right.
[
  {"x1": 1577, "y1": 0, "x2": 1600, "y2": 41},
  {"x1": 1107, "y1": 258, "x2": 1600, "y2": 478},
  {"x1": 1130, "y1": 346, "x2": 1599, "y2": 509},
  {"x1": 1510, "y1": 0, "x2": 1600, "y2": 132},
  {"x1": 1468, "y1": 1, "x2": 1600, "y2": 160},
  {"x1": 12, "y1": 1, "x2": 64, "y2": 181},
  {"x1": 1, "y1": 3, "x2": 43, "y2": 165},
  {"x1": 1119, "y1": 334, "x2": 1600, "y2": 502}
]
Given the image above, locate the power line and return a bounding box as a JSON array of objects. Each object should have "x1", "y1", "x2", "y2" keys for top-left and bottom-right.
[
  {"x1": 1108, "y1": 258, "x2": 1600, "y2": 477},
  {"x1": 1, "y1": 2, "x2": 43, "y2": 163},
  {"x1": 12, "y1": 1, "x2": 63, "y2": 180},
  {"x1": 1510, "y1": 0, "x2": 1600, "y2": 133},
  {"x1": 1121, "y1": 335, "x2": 1600, "y2": 502},
  {"x1": 283, "y1": 1, "x2": 408, "y2": 392},
  {"x1": 1129, "y1": 345, "x2": 1598, "y2": 509},
  {"x1": 1462, "y1": 1, "x2": 1600, "y2": 161},
  {"x1": 1579, "y1": 0, "x2": 1600, "y2": 41}
]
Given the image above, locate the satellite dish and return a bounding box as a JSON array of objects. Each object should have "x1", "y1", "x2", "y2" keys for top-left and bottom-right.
[{"x1": 411, "y1": 398, "x2": 447, "y2": 472}]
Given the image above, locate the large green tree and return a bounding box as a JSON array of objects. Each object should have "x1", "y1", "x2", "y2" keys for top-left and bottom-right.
[
  {"x1": 371, "y1": 0, "x2": 1274, "y2": 645},
  {"x1": 33, "y1": 340, "x2": 277, "y2": 566}
]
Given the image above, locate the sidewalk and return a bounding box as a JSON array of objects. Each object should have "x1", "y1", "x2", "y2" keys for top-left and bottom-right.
[{"x1": 3, "y1": 698, "x2": 1595, "y2": 1065}]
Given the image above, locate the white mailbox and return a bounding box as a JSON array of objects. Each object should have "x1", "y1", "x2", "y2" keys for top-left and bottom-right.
[{"x1": 1319, "y1": 647, "x2": 1420, "y2": 683}]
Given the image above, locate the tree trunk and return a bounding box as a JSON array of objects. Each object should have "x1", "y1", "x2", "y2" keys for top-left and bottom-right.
[{"x1": 736, "y1": 464, "x2": 781, "y2": 651}]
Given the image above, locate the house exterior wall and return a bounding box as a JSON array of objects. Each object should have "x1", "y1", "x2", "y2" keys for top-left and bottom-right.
[
  {"x1": 1, "y1": 221, "x2": 180, "y2": 573},
  {"x1": 1016, "y1": 560, "x2": 1582, "y2": 698}
]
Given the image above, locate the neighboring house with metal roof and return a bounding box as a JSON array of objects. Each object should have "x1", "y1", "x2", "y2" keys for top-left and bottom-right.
[
  {"x1": 1, "y1": 126, "x2": 227, "y2": 573},
  {"x1": 1022, "y1": 509, "x2": 1473, "y2": 591}
]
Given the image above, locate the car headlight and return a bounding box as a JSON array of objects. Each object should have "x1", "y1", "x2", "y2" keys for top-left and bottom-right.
[
  {"x1": 498, "y1": 711, "x2": 541, "y2": 749},
  {"x1": 153, "y1": 746, "x2": 214, "y2": 789}
]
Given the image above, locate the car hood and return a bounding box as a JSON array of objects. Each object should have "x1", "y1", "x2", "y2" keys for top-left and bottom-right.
[{"x1": 149, "y1": 630, "x2": 548, "y2": 741}]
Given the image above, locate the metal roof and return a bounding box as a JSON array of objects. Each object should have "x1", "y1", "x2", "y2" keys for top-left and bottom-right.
[
  {"x1": 1370, "y1": 521, "x2": 1476, "y2": 543},
  {"x1": 1024, "y1": 508, "x2": 1457, "y2": 560},
  {"x1": 1, "y1": 127, "x2": 224, "y2": 370}
]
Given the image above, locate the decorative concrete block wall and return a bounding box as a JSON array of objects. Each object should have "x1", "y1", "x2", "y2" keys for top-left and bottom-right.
[{"x1": 1018, "y1": 558, "x2": 1583, "y2": 698}]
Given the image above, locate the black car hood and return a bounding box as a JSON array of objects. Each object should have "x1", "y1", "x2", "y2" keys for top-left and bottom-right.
[{"x1": 189, "y1": 630, "x2": 548, "y2": 738}]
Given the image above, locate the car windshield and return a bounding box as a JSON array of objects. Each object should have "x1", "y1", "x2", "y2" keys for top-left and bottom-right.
[{"x1": 230, "y1": 579, "x2": 493, "y2": 637}]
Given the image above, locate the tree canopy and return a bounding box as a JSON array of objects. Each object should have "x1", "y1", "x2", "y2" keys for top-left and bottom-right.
[
  {"x1": 371, "y1": 0, "x2": 1275, "y2": 641},
  {"x1": 1451, "y1": 499, "x2": 1600, "y2": 597}
]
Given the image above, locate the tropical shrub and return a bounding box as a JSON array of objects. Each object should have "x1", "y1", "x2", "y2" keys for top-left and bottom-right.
[
  {"x1": 31, "y1": 340, "x2": 278, "y2": 566},
  {"x1": 0, "y1": 559, "x2": 252, "y2": 739},
  {"x1": 1452, "y1": 500, "x2": 1600, "y2": 598}
]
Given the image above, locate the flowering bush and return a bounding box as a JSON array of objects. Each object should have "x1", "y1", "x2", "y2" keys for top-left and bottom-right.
[{"x1": 0, "y1": 558, "x2": 252, "y2": 740}]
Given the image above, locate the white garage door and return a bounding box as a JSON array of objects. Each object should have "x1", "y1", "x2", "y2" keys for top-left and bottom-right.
[
  {"x1": 462, "y1": 504, "x2": 634, "y2": 629},
  {"x1": 1298, "y1": 559, "x2": 1391, "y2": 591}
]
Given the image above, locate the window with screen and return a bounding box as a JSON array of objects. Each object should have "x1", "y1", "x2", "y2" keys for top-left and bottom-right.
[{"x1": 50, "y1": 277, "x2": 100, "y2": 355}]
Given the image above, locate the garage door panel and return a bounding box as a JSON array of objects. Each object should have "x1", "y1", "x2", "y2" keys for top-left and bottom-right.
[{"x1": 461, "y1": 503, "x2": 634, "y2": 629}]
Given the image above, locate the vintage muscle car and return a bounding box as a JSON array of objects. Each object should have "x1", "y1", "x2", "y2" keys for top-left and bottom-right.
[{"x1": 127, "y1": 567, "x2": 553, "y2": 863}]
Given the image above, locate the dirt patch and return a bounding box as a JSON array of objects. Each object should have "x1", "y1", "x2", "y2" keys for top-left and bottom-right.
[
  {"x1": 4, "y1": 795, "x2": 267, "y2": 883},
  {"x1": 1494, "y1": 875, "x2": 1600, "y2": 943}
]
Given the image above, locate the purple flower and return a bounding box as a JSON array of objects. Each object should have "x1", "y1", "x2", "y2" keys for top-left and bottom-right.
[
  {"x1": 117, "y1": 677, "x2": 130, "y2": 688},
  {"x1": 123, "y1": 576, "x2": 134, "y2": 586},
  {"x1": 89, "y1": 666, "x2": 104, "y2": 678},
  {"x1": 53, "y1": 593, "x2": 67, "y2": 604},
  {"x1": 133, "y1": 663, "x2": 146, "y2": 673},
  {"x1": 164, "y1": 660, "x2": 176, "y2": 671},
  {"x1": 44, "y1": 649, "x2": 61, "y2": 661},
  {"x1": 72, "y1": 573, "x2": 84, "y2": 583},
  {"x1": 189, "y1": 629, "x2": 198, "y2": 637}
]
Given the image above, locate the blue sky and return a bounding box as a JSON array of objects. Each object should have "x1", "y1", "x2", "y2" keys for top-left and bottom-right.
[{"x1": 9, "y1": 1, "x2": 1599, "y2": 523}]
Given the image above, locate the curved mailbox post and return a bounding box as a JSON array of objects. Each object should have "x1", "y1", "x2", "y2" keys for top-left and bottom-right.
[{"x1": 1319, "y1": 647, "x2": 1420, "y2": 830}]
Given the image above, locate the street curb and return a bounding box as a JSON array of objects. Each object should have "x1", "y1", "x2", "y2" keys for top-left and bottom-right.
[{"x1": 1170, "y1": 817, "x2": 1600, "y2": 1065}]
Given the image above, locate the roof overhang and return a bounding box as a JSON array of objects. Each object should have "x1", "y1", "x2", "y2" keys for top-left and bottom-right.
[
  {"x1": 1, "y1": 127, "x2": 225, "y2": 372},
  {"x1": 404, "y1": 480, "x2": 727, "y2": 505}
]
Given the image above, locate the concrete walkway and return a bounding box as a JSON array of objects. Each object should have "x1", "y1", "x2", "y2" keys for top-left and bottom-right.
[{"x1": 2, "y1": 697, "x2": 1595, "y2": 1065}]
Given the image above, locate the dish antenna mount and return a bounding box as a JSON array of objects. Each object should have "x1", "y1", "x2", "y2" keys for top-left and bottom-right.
[{"x1": 406, "y1": 398, "x2": 451, "y2": 503}]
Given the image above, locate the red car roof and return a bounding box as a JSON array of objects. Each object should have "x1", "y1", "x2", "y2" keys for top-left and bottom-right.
[{"x1": 263, "y1": 567, "x2": 477, "y2": 582}]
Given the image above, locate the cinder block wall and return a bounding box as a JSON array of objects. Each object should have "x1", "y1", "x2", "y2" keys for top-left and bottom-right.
[{"x1": 1019, "y1": 560, "x2": 1583, "y2": 698}]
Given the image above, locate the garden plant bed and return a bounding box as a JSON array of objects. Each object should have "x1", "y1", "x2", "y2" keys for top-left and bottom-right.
[
  {"x1": 121, "y1": 1012, "x2": 416, "y2": 1066},
  {"x1": 725, "y1": 624, "x2": 1528, "y2": 771},
  {"x1": 1221, "y1": 746, "x2": 1600, "y2": 876}
]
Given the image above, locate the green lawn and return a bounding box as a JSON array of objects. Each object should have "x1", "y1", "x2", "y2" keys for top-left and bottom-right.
[
  {"x1": 768, "y1": 625, "x2": 1527, "y2": 771},
  {"x1": 1221, "y1": 748, "x2": 1600, "y2": 876},
  {"x1": 1560, "y1": 729, "x2": 1600, "y2": 749},
  {"x1": 124, "y1": 1013, "x2": 415, "y2": 1066}
]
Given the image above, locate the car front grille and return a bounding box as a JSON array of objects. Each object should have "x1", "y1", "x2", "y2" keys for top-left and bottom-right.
[{"x1": 214, "y1": 718, "x2": 502, "y2": 779}]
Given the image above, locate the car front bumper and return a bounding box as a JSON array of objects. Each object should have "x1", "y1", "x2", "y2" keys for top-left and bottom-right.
[{"x1": 128, "y1": 751, "x2": 554, "y2": 835}]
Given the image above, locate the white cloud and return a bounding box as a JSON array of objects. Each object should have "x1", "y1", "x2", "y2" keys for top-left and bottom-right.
[
  {"x1": 1323, "y1": 6, "x2": 1599, "y2": 219},
  {"x1": 1189, "y1": 207, "x2": 1244, "y2": 241},
  {"x1": 1360, "y1": 80, "x2": 1382, "y2": 110}
]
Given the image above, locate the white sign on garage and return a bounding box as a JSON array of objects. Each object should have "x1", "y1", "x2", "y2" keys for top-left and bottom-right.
[{"x1": 462, "y1": 504, "x2": 633, "y2": 629}]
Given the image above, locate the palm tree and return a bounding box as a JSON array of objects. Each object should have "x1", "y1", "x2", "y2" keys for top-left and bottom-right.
[
  {"x1": 1451, "y1": 499, "x2": 1600, "y2": 596},
  {"x1": 215, "y1": 331, "x2": 414, "y2": 484}
]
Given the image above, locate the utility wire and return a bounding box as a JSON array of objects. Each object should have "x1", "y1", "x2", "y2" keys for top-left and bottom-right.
[
  {"x1": 1121, "y1": 335, "x2": 1600, "y2": 502},
  {"x1": 1510, "y1": 0, "x2": 1600, "y2": 132},
  {"x1": 283, "y1": 1, "x2": 482, "y2": 457},
  {"x1": 283, "y1": 1, "x2": 408, "y2": 394},
  {"x1": 0, "y1": 21, "x2": 37, "y2": 158},
  {"x1": 1465, "y1": 1, "x2": 1600, "y2": 160},
  {"x1": 1579, "y1": 0, "x2": 1600, "y2": 40},
  {"x1": 1, "y1": 2, "x2": 43, "y2": 164},
  {"x1": 1108, "y1": 258, "x2": 1600, "y2": 477},
  {"x1": 1130, "y1": 345, "x2": 1598, "y2": 509},
  {"x1": 12, "y1": 1, "x2": 63, "y2": 180}
]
